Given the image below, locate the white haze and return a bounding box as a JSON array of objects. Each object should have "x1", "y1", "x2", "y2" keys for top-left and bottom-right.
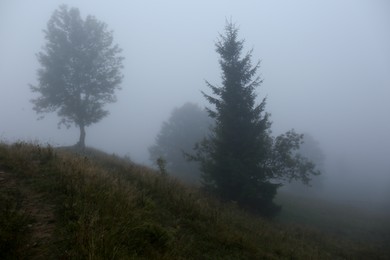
[{"x1": 1, "y1": 1, "x2": 389, "y2": 209}]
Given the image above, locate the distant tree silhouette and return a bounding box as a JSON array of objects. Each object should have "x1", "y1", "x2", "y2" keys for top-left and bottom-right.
[
  {"x1": 193, "y1": 21, "x2": 319, "y2": 217},
  {"x1": 149, "y1": 103, "x2": 213, "y2": 183},
  {"x1": 30, "y1": 5, "x2": 124, "y2": 149},
  {"x1": 284, "y1": 133, "x2": 325, "y2": 193},
  {"x1": 299, "y1": 134, "x2": 325, "y2": 172}
]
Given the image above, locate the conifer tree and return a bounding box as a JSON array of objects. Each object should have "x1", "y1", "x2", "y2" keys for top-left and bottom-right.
[{"x1": 194, "y1": 21, "x2": 319, "y2": 216}]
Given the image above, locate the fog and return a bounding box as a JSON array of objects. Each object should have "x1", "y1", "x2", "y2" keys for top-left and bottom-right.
[{"x1": 1, "y1": 1, "x2": 389, "y2": 209}]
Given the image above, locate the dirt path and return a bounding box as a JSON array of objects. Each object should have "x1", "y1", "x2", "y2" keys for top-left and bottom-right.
[{"x1": 0, "y1": 168, "x2": 56, "y2": 258}]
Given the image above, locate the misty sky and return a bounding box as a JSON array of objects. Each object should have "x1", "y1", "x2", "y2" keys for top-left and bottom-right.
[{"x1": 1, "y1": 1, "x2": 389, "y2": 201}]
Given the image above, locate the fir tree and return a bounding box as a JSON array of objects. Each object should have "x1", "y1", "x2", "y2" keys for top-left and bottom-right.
[{"x1": 194, "y1": 21, "x2": 319, "y2": 216}]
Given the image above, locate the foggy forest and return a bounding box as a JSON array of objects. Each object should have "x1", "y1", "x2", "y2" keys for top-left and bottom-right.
[{"x1": 1, "y1": 0, "x2": 389, "y2": 258}]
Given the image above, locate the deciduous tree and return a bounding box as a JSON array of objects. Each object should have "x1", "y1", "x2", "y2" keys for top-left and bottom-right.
[
  {"x1": 30, "y1": 5, "x2": 124, "y2": 149},
  {"x1": 149, "y1": 103, "x2": 212, "y2": 183}
]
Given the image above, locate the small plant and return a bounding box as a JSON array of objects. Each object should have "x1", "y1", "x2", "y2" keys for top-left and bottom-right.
[{"x1": 156, "y1": 157, "x2": 168, "y2": 176}]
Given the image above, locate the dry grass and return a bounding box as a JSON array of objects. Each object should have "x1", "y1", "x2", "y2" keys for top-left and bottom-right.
[{"x1": 0, "y1": 142, "x2": 388, "y2": 259}]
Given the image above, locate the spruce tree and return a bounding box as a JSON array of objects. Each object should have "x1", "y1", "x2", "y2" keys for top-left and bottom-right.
[{"x1": 195, "y1": 21, "x2": 319, "y2": 216}]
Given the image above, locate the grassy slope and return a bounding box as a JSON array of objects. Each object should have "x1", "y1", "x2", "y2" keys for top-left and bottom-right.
[
  {"x1": 0, "y1": 142, "x2": 388, "y2": 259},
  {"x1": 276, "y1": 192, "x2": 390, "y2": 246}
]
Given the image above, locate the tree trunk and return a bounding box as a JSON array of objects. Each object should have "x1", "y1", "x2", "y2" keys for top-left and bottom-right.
[{"x1": 77, "y1": 123, "x2": 86, "y2": 149}]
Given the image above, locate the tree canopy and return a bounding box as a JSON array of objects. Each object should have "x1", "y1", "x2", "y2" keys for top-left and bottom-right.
[
  {"x1": 30, "y1": 5, "x2": 124, "y2": 148},
  {"x1": 283, "y1": 133, "x2": 325, "y2": 194},
  {"x1": 193, "y1": 22, "x2": 319, "y2": 216},
  {"x1": 149, "y1": 103, "x2": 213, "y2": 183}
]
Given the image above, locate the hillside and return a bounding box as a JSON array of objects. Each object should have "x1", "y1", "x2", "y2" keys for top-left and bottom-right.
[{"x1": 0, "y1": 142, "x2": 388, "y2": 259}]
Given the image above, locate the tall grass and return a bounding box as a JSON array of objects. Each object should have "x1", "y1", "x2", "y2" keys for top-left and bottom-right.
[
  {"x1": 0, "y1": 142, "x2": 388, "y2": 259},
  {"x1": 0, "y1": 187, "x2": 32, "y2": 259}
]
